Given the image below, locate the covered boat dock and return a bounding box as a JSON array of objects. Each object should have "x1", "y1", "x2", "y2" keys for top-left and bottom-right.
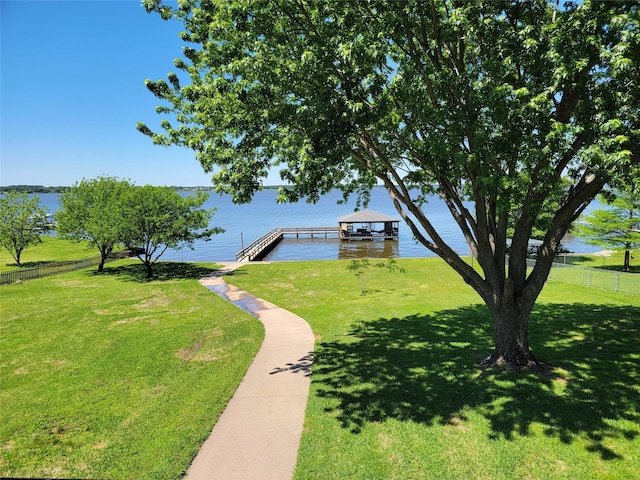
[
  {"x1": 338, "y1": 209, "x2": 399, "y2": 240},
  {"x1": 234, "y1": 210, "x2": 400, "y2": 261}
]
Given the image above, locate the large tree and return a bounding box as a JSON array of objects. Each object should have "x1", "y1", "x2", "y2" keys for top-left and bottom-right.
[
  {"x1": 139, "y1": 0, "x2": 639, "y2": 370},
  {"x1": 119, "y1": 186, "x2": 223, "y2": 278},
  {"x1": 56, "y1": 176, "x2": 134, "y2": 272},
  {"x1": 0, "y1": 191, "x2": 51, "y2": 266}
]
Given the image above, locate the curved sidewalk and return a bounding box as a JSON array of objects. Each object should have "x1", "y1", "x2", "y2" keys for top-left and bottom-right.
[{"x1": 186, "y1": 262, "x2": 314, "y2": 480}]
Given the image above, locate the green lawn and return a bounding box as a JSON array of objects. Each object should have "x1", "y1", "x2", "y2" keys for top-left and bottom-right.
[
  {"x1": 0, "y1": 236, "x2": 105, "y2": 272},
  {"x1": 0, "y1": 260, "x2": 263, "y2": 479},
  {"x1": 559, "y1": 250, "x2": 640, "y2": 273},
  {"x1": 226, "y1": 259, "x2": 640, "y2": 480},
  {"x1": 2, "y1": 254, "x2": 638, "y2": 479}
]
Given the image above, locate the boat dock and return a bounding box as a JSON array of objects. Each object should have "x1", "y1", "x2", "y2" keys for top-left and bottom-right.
[
  {"x1": 235, "y1": 210, "x2": 400, "y2": 262},
  {"x1": 235, "y1": 227, "x2": 340, "y2": 262}
]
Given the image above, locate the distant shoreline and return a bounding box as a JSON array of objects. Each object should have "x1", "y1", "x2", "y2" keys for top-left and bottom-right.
[{"x1": 0, "y1": 184, "x2": 288, "y2": 194}]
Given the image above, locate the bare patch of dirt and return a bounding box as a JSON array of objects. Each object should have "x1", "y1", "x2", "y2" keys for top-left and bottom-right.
[
  {"x1": 135, "y1": 296, "x2": 171, "y2": 308},
  {"x1": 42, "y1": 466, "x2": 64, "y2": 478},
  {"x1": 108, "y1": 316, "x2": 146, "y2": 328},
  {"x1": 0, "y1": 440, "x2": 15, "y2": 450},
  {"x1": 175, "y1": 330, "x2": 225, "y2": 361},
  {"x1": 447, "y1": 414, "x2": 469, "y2": 431},
  {"x1": 96, "y1": 308, "x2": 126, "y2": 315}
]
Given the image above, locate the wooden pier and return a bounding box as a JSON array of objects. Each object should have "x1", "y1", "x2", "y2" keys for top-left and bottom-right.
[
  {"x1": 235, "y1": 213, "x2": 400, "y2": 262},
  {"x1": 235, "y1": 227, "x2": 339, "y2": 262}
]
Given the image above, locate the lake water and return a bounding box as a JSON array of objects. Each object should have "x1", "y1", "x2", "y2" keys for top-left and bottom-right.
[{"x1": 33, "y1": 188, "x2": 601, "y2": 262}]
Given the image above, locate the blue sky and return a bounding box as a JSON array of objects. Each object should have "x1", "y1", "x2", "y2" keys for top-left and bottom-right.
[{"x1": 1, "y1": 0, "x2": 271, "y2": 187}]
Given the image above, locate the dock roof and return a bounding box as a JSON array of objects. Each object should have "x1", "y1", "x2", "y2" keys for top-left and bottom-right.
[{"x1": 338, "y1": 209, "x2": 399, "y2": 223}]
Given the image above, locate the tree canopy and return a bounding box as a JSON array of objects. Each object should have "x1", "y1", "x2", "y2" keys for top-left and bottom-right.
[
  {"x1": 56, "y1": 176, "x2": 134, "y2": 272},
  {"x1": 139, "y1": 0, "x2": 639, "y2": 370},
  {"x1": 119, "y1": 186, "x2": 223, "y2": 278},
  {"x1": 0, "y1": 192, "x2": 51, "y2": 266}
]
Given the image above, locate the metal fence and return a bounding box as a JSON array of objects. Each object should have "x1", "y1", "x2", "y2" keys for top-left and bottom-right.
[
  {"x1": 547, "y1": 260, "x2": 639, "y2": 296},
  {"x1": 0, "y1": 252, "x2": 129, "y2": 285},
  {"x1": 514, "y1": 255, "x2": 639, "y2": 296}
]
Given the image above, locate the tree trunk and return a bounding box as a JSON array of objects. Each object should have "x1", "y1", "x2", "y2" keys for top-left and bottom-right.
[
  {"x1": 145, "y1": 262, "x2": 154, "y2": 279},
  {"x1": 624, "y1": 247, "x2": 630, "y2": 273},
  {"x1": 480, "y1": 289, "x2": 548, "y2": 373},
  {"x1": 98, "y1": 245, "x2": 114, "y2": 273}
]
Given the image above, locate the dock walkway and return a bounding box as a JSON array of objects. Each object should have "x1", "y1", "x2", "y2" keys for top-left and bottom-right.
[{"x1": 235, "y1": 227, "x2": 339, "y2": 262}]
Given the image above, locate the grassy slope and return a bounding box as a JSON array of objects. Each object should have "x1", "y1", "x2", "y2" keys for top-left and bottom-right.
[
  {"x1": 0, "y1": 260, "x2": 263, "y2": 479},
  {"x1": 0, "y1": 236, "x2": 100, "y2": 272},
  {"x1": 227, "y1": 259, "x2": 640, "y2": 480},
  {"x1": 2, "y1": 252, "x2": 638, "y2": 479}
]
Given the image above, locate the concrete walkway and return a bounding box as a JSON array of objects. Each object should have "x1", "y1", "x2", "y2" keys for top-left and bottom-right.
[{"x1": 185, "y1": 262, "x2": 314, "y2": 480}]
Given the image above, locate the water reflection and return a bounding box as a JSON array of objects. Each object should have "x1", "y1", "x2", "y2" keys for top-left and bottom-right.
[
  {"x1": 261, "y1": 237, "x2": 401, "y2": 261},
  {"x1": 338, "y1": 239, "x2": 399, "y2": 259}
]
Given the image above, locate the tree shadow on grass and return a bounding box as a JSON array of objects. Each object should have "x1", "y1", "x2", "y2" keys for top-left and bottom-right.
[
  {"x1": 314, "y1": 302, "x2": 639, "y2": 459},
  {"x1": 594, "y1": 265, "x2": 640, "y2": 273},
  {"x1": 95, "y1": 261, "x2": 218, "y2": 282},
  {"x1": 563, "y1": 254, "x2": 640, "y2": 272},
  {"x1": 220, "y1": 268, "x2": 249, "y2": 278},
  {"x1": 4, "y1": 260, "x2": 65, "y2": 269}
]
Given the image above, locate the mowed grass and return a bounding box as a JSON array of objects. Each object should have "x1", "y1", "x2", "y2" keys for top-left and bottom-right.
[
  {"x1": 0, "y1": 236, "x2": 109, "y2": 272},
  {"x1": 226, "y1": 259, "x2": 640, "y2": 480},
  {"x1": 562, "y1": 250, "x2": 639, "y2": 273},
  {"x1": 2, "y1": 249, "x2": 638, "y2": 479},
  {"x1": 0, "y1": 260, "x2": 264, "y2": 479}
]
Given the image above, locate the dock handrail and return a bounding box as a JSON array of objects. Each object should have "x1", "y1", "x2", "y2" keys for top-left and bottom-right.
[
  {"x1": 281, "y1": 226, "x2": 339, "y2": 237},
  {"x1": 235, "y1": 228, "x2": 284, "y2": 262},
  {"x1": 234, "y1": 226, "x2": 340, "y2": 262}
]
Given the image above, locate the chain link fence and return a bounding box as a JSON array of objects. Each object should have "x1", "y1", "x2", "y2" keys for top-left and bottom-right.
[
  {"x1": 511, "y1": 254, "x2": 639, "y2": 296},
  {"x1": 546, "y1": 259, "x2": 639, "y2": 296}
]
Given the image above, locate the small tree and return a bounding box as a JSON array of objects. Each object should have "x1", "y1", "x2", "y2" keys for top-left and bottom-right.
[
  {"x1": 348, "y1": 258, "x2": 404, "y2": 295},
  {"x1": 575, "y1": 192, "x2": 640, "y2": 272},
  {"x1": 56, "y1": 176, "x2": 134, "y2": 272},
  {"x1": 0, "y1": 191, "x2": 51, "y2": 266},
  {"x1": 119, "y1": 186, "x2": 223, "y2": 278}
]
